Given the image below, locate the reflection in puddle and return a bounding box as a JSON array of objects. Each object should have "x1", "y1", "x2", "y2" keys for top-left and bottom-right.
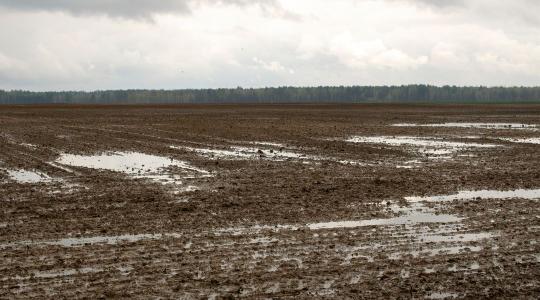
[
  {"x1": 47, "y1": 162, "x2": 78, "y2": 174},
  {"x1": 447, "y1": 262, "x2": 480, "y2": 272},
  {"x1": 224, "y1": 200, "x2": 462, "y2": 234},
  {"x1": 216, "y1": 189, "x2": 534, "y2": 261},
  {"x1": 5, "y1": 265, "x2": 134, "y2": 282},
  {"x1": 218, "y1": 188, "x2": 510, "y2": 263},
  {"x1": 4, "y1": 169, "x2": 51, "y2": 184},
  {"x1": 2, "y1": 168, "x2": 85, "y2": 195},
  {"x1": 426, "y1": 292, "x2": 459, "y2": 299},
  {"x1": 19, "y1": 143, "x2": 38, "y2": 149},
  {"x1": 218, "y1": 224, "x2": 299, "y2": 235},
  {"x1": 388, "y1": 245, "x2": 483, "y2": 260},
  {"x1": 172, "y1": 144, "x2": 368, "y2": 166},
  {"x1": 499, "y1": 137, "x2": 540, "y2": 145},
  {"x1": 171, "y1": 145, "x2": 315, "y2": 161},
  {"x1": 406, "y1": 188, "x2": 540, "y2": 203},
  {"x1": 394, "y1": 123, "x2": 538, "y2": 130},
  {"x1": 345, "y1": 136, "x2": 497, "y2": 158},
  {"x1": 396, "y1": 159, "x2": 423, "y2": 169},
  {"x1": 337, "y1": 160, "x2": 370, "y2": 166},
  {"x1": 3, "y1": 267, "x2": 103, "y2": 282},
  {"x1": 469, "y1": 262, "x2": 480, "y2": 270},
  {"x1": 55, "y1": 152, "x2": 210, "y2": 190},
  {"x1": 34, "y1": 267, "x2": 102, "y2": 279},
  {"x1": 307, "y1": 213, "x2": 460, "y2": 230},
  {"x1": 57, "y1": 152, "x2": 206, "y2": 175},
  {"x1": 250, "y1": 141, "x2": 286, "y2": 148},
  {"x1": 0, "y1": 233, "x2": 182, "y2": 249},
  {"x1": 420, "y1": 232, "x2": 494, "y2": 243},
  {"x1": 172, "y1": 145, "x2": 253, "y2": 159}
]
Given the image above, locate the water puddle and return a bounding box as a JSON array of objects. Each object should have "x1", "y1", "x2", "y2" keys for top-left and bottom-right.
[
  {"x1": 447, "y1": 262, "x2": 480, "y2": 272},
  {"x1": 388, "y1": 245, "x2": 483, "y2": 260},
  {"x1": 1, "y1": 267, "x2": 103, "y2": 282},
  {"x1": 396, "y1": 159, "x2": 423, "y2": 169},
  {"x1": 218, "y1": 224, "x2": 300, "y2": 235},
  {"x1": 57, "y1": 152, "x2": 206, "y2": 174},
  {"x1": 307, "y1": 213, "x2": 460, "y2": 230},
  {"x1": 47, "y1": 162, "x2": 78, "y2": 174},
  {"x1": 394, "y1": 123, "x2": 537, "y2": 130},
  {"x1": 3, "y1": 169, "x2": 51, "y2": 184},
  {"x1": 337, "y1": 160, "x2": 370, "y2": 166},
  {"x1": 0, "y1": 233, "x2": 182, "y2": 249},
  {"x1": 173, "y1": 143, "x2": 369, "y2": 166},
  {"x1": 3, "y1": 265, "x2": 135, "y2": 282},
  {"x1": 1, "y1": 168, "x2": 84, "y2": 195},
  {"x1": 426, "y1": 292, "x2": 459, "y2": 299},
  {"x1": 223, "y1": 201, "x2": 461, "y2": 234},
  {"x1": 218, "y1": 189, "x2": 524, "y2": 251},
  {"x1": 499, "y1": 137, "x2": 540, "y2": 145},
  {"x1": 19, "y1": 143, "x2": 38, "y2": 149},
  {"x1": 172, "y1": 146, "x2": 253, "y2": 159},
  {"x1": 55, "y1": 152, "x2": 210, "y2": 190},
  {"x1": 420, "y1": 232, "x2": 494, "y2": 243},
  {"x1": 171, "y1": 145, "x2": 315, "y2": 161},
  {"x1": 379, "y1": 188, "x2": 540, "y2": 259},
  {"x1": 34, "y1": 267, "x2": 102, "y2": 279},
  {"x1": 406, "y1": 188, "x2": 540, "y2": 203},
  {"x1": 250, "y1": 141, "x2": 286, "y2": 148},
  {"x1": 218, "y1": 188, "x2": 504, "y2": 262},
  {"x1": 345, "y1": 136, "x2": 497, "y2": 158}
]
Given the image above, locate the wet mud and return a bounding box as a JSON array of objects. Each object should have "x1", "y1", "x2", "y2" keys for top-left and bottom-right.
[{"x1": 0, "y1": 104, "x2": 539, "y2": 298}]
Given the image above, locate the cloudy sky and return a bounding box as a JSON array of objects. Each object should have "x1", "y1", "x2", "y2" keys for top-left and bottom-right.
[{"x1": 0, "y1": 0, "x2": 539, "y2": 91}]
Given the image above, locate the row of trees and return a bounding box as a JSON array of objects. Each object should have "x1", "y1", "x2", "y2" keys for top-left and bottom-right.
[{"x1": 1, "y1": 85, "x2": 540, "y2": 104}]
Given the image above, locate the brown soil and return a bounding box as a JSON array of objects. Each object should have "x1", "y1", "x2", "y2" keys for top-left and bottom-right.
[{"x1": 0, "y1": 104, "x2": 539, "y2": 299}]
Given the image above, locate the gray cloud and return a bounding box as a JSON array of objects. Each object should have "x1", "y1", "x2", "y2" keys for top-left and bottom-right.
[
  {"x1": 404, "y1": 0, "x2": 464, "y2": 7},
  {"x1": 0, "y1": 0, "x2": 277, "y2": 19},
  {"x1": 402, "y1": 0, "x2": 540, "y2": 25},
  {"x1": 406, "y1": 0, "x2": 537, "y2": 9},
  {"x1": 0, "y1": 0, "x2": 539, "y2": 90}
]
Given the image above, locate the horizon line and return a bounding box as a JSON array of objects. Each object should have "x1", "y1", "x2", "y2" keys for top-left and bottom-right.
[{"x1": 3, "y1": 84, "x2": 540, "y2": 93}]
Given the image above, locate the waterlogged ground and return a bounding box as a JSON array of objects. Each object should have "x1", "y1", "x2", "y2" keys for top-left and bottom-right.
[{"x1": 0, "y1": 104, "x2": 539, "y2": 299}]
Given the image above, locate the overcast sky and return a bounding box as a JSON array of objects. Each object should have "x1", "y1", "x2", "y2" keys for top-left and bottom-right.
[{"x1": 0, "y1": 0, "x2": 539, "y2": 91}]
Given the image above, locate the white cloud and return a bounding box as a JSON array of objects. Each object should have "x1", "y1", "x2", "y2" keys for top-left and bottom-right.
[
  {"x1": 0, "y1": 51, "x2": 15, "y2": 71},
  {"x1": 326, "y1": 33, "x2": 428, "y2": 70},
  {"x1": 0, "y1": 0, "x2": 539, "y2": 90},
  {"x1": 430, "y1": 43, "x2": 469, "y2": 69},
  {"x1": 0, "y1": 0, "x2": 280, "y2": 20},
  {"x1": 253, "y1": 57, "x2": 294, "y2": 74}
]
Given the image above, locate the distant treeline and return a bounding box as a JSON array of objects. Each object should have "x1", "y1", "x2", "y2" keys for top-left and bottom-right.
[{"x1": 1, "y1": 85, "x2": 540, "y2": 104}]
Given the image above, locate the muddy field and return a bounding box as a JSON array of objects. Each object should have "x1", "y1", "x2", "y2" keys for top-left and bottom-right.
[{"x1": 1, "y1": 104, "x2": 539, "y2": 299}]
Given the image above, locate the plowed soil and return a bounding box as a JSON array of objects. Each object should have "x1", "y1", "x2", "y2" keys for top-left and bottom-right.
[{"x1": 1, "y1": 104, "x2": 539, "y2": 299}]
